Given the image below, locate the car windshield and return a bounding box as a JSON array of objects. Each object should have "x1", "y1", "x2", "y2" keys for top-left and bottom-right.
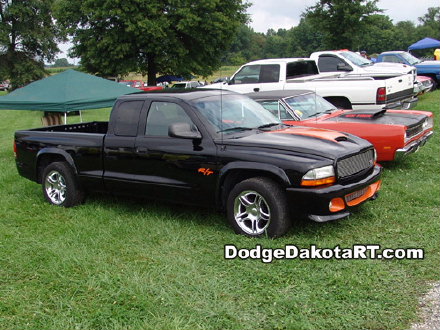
[
  {"x1": 191, "y1": 94, "x2": 281, "y2": 135},
  {"x1": 339, "y1": 51, "x2": 372, "y2": 66},
  {"x1": 400, "y1": 52, "x2": 421, "y2": 65},
  {"x1": 282, "y1": 93, "x2": 337, "y2": 119}
]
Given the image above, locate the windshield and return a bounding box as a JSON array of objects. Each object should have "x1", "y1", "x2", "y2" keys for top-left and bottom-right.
[
  {"x1": 339, "y1": 51, "x2": 372, "y2": 66},
  {"x1": 282, "y1": 93, "x2": 337, "y2": 119},
  {"x1": 191, "y1": 94, "x2": 281, "y2": 135},
  {"x1": 400, "y1": 52, "x2": 421, "y2": 65}
]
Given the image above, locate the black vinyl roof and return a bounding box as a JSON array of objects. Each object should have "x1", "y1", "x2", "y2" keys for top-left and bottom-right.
[{"x1": 246, "y1": 90, "x2": 314, "y2": 100}]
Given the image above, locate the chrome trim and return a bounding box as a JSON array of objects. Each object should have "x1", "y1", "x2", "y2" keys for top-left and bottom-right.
[{"x1": 396, "y1": 131, "x2": 433, "y2": 158}]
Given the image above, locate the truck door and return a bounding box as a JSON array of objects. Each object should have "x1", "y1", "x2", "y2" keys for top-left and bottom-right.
[
  {"x1": 228, "y1": 64, "x2": 283, "y2": 93},
  {"x1": 103, "y1": 99, "x2": 145, "y2": 193},
  {"x1": 132, "y1": 100, "x2": 218, "y2": 206}
]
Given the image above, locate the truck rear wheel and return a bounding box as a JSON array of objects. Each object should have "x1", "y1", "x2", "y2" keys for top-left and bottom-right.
[
  {"x1": 42, "y1": 162, "x2": 84, "y2": 207},
  {"x1": 226, "y1": 177, "x2": 291, "y2": 238}
]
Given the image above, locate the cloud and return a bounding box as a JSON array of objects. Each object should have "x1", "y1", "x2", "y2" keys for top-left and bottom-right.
[{"x1": 247, "y1": 0, "x2": 439, "y2": 33}]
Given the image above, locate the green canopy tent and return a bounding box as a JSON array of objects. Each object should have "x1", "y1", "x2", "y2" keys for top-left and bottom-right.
[{"x1": 0, "y1": 69, "x2": 142, "y2": 124}]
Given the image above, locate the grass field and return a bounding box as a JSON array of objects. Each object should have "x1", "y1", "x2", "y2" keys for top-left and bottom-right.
[{"x1": 0, "y1": 90, "x2": 439, "y2": 330}]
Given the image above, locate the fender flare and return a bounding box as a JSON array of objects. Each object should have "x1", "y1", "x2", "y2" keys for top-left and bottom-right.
[
  {"x1": 36, "y1": 148, "x2": 78, "y2": 175},
  {"x1": 217, "y1": 161, "x2": 291, "y2": 208}
]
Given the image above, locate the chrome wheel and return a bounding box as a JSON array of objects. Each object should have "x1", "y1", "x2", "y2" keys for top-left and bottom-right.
[
  {"x1": 44, "y1": 170, "x2": 67, "y2": 205},
  {"x1": 234, "y1": 190, "x2": 271, "y2": 235}
]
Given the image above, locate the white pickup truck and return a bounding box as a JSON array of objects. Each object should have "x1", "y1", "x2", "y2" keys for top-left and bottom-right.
[
  {"x1": 207, "y1": 58, "x2": 417, "y2": 110},
  {"x1": 310, "y1": 50, "x2": 417, "y2": 80}
]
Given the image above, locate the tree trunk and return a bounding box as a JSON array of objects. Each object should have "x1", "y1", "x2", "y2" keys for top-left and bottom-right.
[{"x1": 147, "y1": 54, "x2": 157, "y2": 86}]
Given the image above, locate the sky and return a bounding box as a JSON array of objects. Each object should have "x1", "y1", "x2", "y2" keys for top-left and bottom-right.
[
  {"x1": 58, "y1": 0, "x2": 439, "y2": 61},
  {"x1": 246, "y1": 0, "x2": 439, "y2": 33}
]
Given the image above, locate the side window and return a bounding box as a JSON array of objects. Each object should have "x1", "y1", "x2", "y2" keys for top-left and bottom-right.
[
  {"x1": 233, "y1": 65, "x2": 261, "y2": 84},
  {"x1": 259, "y1": 65, "x2": 280, "y2": 83},
  {"x1": 382, "y1": 55, "x2": 402, "y2": 63},
  {"x1": 112, "y1": 100, "x2": 144, "y2": 136},
  {"x1": 145, "y1": 102, "x2": 196, "y2": 136},
  {"x1": 286, "y1": 61, "x2": 319, "y2": 78},
  {"x1": 257, "y1": 100, "x2": 294, "y2": 120},
  {"x1": 318, "y1": 56, "x2": 346, "y2": 72}
]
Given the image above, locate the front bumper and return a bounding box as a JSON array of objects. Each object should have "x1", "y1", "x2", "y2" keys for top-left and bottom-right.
[
  {"x1": 396, "y1": 131, "x2": 433, "y2": 159},
  {"x1": 286, "y1": 165, "x2": 382, "y2": 222}
]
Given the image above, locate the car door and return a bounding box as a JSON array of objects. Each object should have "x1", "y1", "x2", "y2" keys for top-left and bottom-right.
[{"x1": 132, "y1": 99, "x2": 218, "y2": 206}]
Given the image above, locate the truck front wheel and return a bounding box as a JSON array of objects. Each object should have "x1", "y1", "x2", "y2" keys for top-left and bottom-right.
[
  {"x1": 226, "y1": 177, "x2": 291, "y2": 238},
  {"x1": 42, "y1": 162, "x2": 84, "y2": 207}
]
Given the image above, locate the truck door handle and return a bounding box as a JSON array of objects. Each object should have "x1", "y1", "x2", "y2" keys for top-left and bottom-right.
[
  {"x1": 253, "y1": 88, "x2": 260, "y2": 92},
  {"x1": 136, "y1": 147, "x2": 149, "y2": 154}
]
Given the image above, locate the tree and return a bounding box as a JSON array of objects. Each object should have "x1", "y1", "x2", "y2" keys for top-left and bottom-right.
[
  {"x1": 304, "y1": 0, "x2": 382, "y2": 49},
  {"x1": 417, "y1": 7, "x2": 440, "y2": 40},
  {"x1": 55, "y1": 0, "x2": 248, "y2": 85},
  {"x1": 53, "y1": 58, "x2": 71, "y2": 67},
  {"x1": 0, "y1": 0, "x2": 61, "y2": 89}
]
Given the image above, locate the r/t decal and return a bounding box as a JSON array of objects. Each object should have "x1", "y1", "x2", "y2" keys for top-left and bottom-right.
[{"x1": 198, "y1": 168, "x2": 214, "y2": 176}]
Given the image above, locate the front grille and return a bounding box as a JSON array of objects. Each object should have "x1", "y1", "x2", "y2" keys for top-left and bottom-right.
[
  {"x1": 406, "y1": 123, "x2": 424, "y2": 139},
  {"x1": 337, "y1": 149, "x2": 374, "y2": 179},
  {"x1": 345, "y1": 187, "x2": 368, "y2": 203}
]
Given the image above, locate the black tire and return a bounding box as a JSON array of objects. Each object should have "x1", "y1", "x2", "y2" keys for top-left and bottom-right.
[
  {"x1": 41, "y1": 161, "x2": 84, "y2": 207},
  {"x1": 226, "y1": 177, "x2": 291, "y2": 238}
]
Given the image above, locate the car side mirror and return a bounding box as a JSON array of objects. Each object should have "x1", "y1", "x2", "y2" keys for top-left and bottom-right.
[
  {"x1": 336, "y1": 63, "x2": 353, "y2": 71},
  {"x1": 168, "y1": 123, "x2": 202, "y2": 139}
]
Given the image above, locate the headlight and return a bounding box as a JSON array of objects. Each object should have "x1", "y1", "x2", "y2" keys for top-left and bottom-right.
[{"x1": 301, "y1": 165, "x2": 336, "y2": 186}]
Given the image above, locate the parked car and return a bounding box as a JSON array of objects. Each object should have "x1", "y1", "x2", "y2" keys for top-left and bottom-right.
[
  {"x1": 119, "y1": 79, "x2": 144, "y2": 88},
  {"x1": 248, "y1": 90, "x2": 433, "y2": 162},
  {"x1": 414, "y1": 76, "x2": 434, "y2": 95},
  {"x1": 0, "y1": 81, "x2": 10, "y2": 91},
  {"x1": 171, "y1": 81, "x2": 202, "y2": 89},
  {"x1": 310, "y1": 50, "x2": 417, "y2": 81},
  {"x1": 204, "y1": 58, "x2": 416, "y2": 110},
  {"x1": 375, "y1": 51, "x2": 440, "y2": 89},
  {"x1": 14, "y1": 90, "x2": 382, "y2": 238}
]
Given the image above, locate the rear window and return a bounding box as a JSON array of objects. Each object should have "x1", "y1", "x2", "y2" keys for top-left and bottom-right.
[
  {"x1": 286, "y1": 61, "x2": 319, "y2": 79},
  {"x1": 111, "y1": 100, "x2": 144, "y2": 136}
]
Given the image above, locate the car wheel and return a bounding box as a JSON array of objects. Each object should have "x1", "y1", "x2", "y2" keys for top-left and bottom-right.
[
  {"x1": 42, "y1": 162, "x2": 84, "y2": 207},
  {"x1": 227, "y1": 177, "x2": 291, "y2": 238}
]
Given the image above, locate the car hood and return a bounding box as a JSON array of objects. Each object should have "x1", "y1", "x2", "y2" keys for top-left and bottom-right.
[
  {"x1": 323, "y1": 109, "x2": 428, "y2": 127},
  {"x1": 221, "y1": 126, "x2": 372, "y2": 160},
  {"x1": 416, "y1": 61, "x2": 440, "y2": 68}
]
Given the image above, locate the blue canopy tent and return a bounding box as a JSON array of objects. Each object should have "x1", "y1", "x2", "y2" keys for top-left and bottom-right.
[{"x1": 408, "y1": 37, "x2": 440, "y2": 50}]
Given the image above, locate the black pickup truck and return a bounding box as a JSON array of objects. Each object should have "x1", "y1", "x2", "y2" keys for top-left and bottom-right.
[{"x1": 14, "y1": 90, "x2": 382, "y2": 238}]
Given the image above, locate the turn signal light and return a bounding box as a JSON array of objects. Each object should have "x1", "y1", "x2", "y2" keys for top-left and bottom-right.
[{"x1": 301, "y1": 176, "x2": 336, "y2": 186}]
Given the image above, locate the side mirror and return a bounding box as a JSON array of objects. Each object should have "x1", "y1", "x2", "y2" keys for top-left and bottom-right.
[
  {"x1": 168, "y1": 122, "x2": 201, "y2": 139},
  {"x1": 336, "y1": 63, "x2": 353, "y2": 71}
]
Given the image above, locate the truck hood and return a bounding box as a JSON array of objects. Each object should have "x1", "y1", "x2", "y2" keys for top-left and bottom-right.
[
  {"x1": 324, "y1": 109, "x2": 428, "y2": 127},
  {"x1": 222, "y1": 126, "x2": 372, "y2": 160}
]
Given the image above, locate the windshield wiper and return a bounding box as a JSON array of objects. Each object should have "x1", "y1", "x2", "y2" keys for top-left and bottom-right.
[
  {"x1": 218, "y1": 126, "x2": 254, "y2": 133},
  {"x1": 257, "y1": 123, "x2": 281, "y2": 129}
]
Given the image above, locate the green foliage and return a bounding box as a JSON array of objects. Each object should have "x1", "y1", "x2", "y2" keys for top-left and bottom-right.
[
  {"x1": 0, "y1": 0, "x2": 62, "y2": 88},
  {"x1": 304, "y1": 0, "x2": 382, "y2": 49},
  {"x1": 223, "y1": 5, "x2": 440, "y2": 65},
  {"x1": 53, "y1": 58, "x2": 71, "y2": 67},
  {"x1": 55, "y1": 0, "x2": 248, "y2": 85}
]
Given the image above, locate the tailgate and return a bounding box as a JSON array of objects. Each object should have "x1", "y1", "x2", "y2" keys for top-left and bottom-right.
[{"x1": 383, "y1": 74, "x2": 414, "y2": 104}]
